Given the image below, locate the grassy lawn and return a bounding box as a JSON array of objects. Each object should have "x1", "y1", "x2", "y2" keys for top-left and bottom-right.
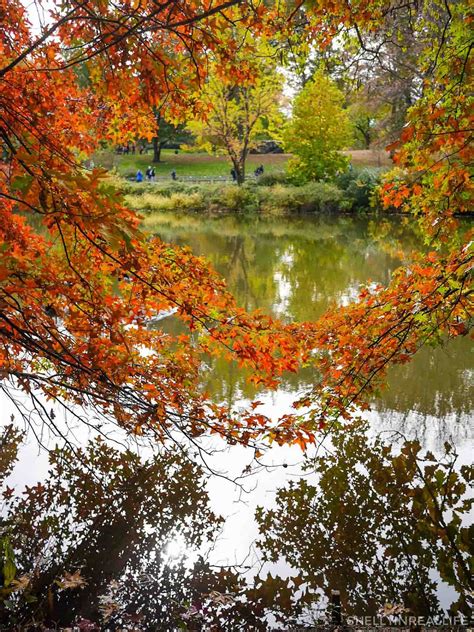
[
  {"x1": 94, "y1": 149, "x2": 289, "y2": 178},
  {"x1": 94, "y1": 148, "x2": 391, "y2": 179}
]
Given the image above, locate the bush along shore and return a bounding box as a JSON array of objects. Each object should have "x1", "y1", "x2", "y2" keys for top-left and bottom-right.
[{"x1": 117, "y1": 167, "x2": 384, "y2": 215}]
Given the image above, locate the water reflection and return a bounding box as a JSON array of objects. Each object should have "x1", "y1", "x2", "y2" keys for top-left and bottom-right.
[
  {"x1": 147, "y1": 213, "x2": 401, "y2": 320},
  {"x1": 0, "y1": 426, "x2": 229, "y2": 628},
  {"x1": 0, "y1": 426, "x2": 328, "y2": 629},
  {"x1": 2, "y1": 212, "x2": 471, "y2": 629},
  {"x1": 146, "y1": 212, "x2": 473, "y2": 441},
  {"x1": 256, "y1": 421, "x2": 473, "y2": 621},
  {"x1": 1, "y1": 422, "x2": 471, "y2": 628}
]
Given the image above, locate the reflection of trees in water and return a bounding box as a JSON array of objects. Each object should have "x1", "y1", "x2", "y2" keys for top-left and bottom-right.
[
  {"x1": 0, "y1": 427, "x2": 222, "y2": 628},
  {"x1": 157, "y1": 214, "x2": 402, "y2": 323},
  {"x1": 256, "y1": 422, "x2": 473, "y2": 620},
  {"x1": 155, "y1": 214, "x2": 472, "y2": 442},
  {"x1": 373, "y1": 337, "x2": 473, "y2": 445},
  {"x1": 0, "y1": 426, "x2": 303, "y2": 630},
  {"x1": 379, "y1": 339, "x2": 473, "y2": 417},
  {"x1": 1, "y1": 422, "x2": 471, "y2": 628},
  {"x1": 370, "y1": 409, "x2": 473, "y2": 452}
]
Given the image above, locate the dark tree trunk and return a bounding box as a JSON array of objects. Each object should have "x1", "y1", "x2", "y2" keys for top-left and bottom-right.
[
  {"x1": 153, "y1": 136, "x2": 162, "y2": 163},
  {"x1": 355, "y1": 118, "x2": 372, "y2": 149},
  {"x1": 361, "y1": 129, "x2": 371, "y2": 149},
  {"x1": 234, "y1": 158, "x2": 245, "y2": 185}
]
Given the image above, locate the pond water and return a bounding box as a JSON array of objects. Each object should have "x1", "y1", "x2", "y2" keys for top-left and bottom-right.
[
  {"x1": 144, "y1": 211, "x2": 473, "y2": 622},
  {"x1": 146, "y1": 211, "x2": 473, "y2": 438},
  {"x1": 3, "y1": 212, "x2": 472, "y2": 628}
]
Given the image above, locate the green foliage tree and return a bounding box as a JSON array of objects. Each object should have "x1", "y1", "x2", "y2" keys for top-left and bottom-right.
[
  {"x1": 152, "y1": 108, "x2": 191, "y2": 163},
  {"x1": 347, "y1": 97, "x2": 379, "y2": 149},
  {"x1": 283, "y1": 71, "x2": 353, "y2": 182}
]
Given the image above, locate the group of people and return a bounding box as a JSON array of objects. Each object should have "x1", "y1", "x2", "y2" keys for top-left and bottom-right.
[
  {"x1": 117, "y1": 143, "x2": 136, "y2": 155},
  {"x1": 135, "y1": 166, "x2": 178, "y2": 182},
  {"x1": 118, "y1": 143, "x2": 149, "y2": 155},
  {"x1": 135, "y1": 166, "x2": 156, "y2": 182},
  {"x1": 135, "y1": 163, "x2": 265, "y2": 183},
  {"x1": 230, "y1": 164, "x2": 265, "y2": 182}
]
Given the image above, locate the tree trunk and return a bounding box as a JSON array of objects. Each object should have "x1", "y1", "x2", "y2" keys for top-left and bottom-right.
[
  {"x1": 362, "y1": 128, "x2": 371, "y2": 149},
  {"x1": 234, "y1": 159, "x2": 245, "y2": 185},
  {"x1": 355, "y1": 119, "x2": 371, "y2": 149},
  {"x1": 153, "y1": 136, "x2": 161, "y2": 163}
]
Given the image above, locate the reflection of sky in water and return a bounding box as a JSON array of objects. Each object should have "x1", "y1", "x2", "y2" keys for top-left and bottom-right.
[
  {"x1": 3, "y1": 213, "x2": 472, "y2": 616},
  {"x1": 151, "y1": 212, "x2": 473, "y2": 613},
  {"x1": 9, "y1": 381, "x2": 469, "y2": 610}
]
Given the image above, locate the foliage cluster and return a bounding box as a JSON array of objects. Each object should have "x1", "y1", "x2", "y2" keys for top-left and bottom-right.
[
  {"x1": 1, "y1": 423, "x2": 472, "y2": 627},
  {"x1": 0, "y1": 0, "x2": 472, "y2": 467},
  {"x1": 335, "y1": 168, "x2": 383, "y2": 212},
  {"x1": 125, "y1": 181, "x2": 347, "y2": 215}
]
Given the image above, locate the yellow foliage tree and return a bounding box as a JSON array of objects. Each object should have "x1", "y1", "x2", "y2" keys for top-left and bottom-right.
[{"x1": 188, "y1": 67, "x2": 283, "y2": 184}]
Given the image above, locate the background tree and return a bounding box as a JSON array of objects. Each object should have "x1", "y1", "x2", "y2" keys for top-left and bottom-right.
[
  {"x1": 0, "y1": 425, "x2": 306, "y2": 629},
  {"x1": 283, "y1": 71, "x2": 353, "y2": 182},
  {"x1": 256, "y1": 422, "x2": 474, "y2": 618},
  {"x1": 152, "y1": 108, "x2": 191, "y2": 163},
  {"x1": 279, "y1": 29, "x2": 342, "y2": 91},
  {"x1": 337, "y1": 1, "x2": 457, "y2": 147},
  {"x1": 347, "y1": 95, "x2": 381, "y2": 149},
  {"x1": 187, "y1": 64, "x2": 283, "y2": 184}
]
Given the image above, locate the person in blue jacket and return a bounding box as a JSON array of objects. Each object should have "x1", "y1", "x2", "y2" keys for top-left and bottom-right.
[{"x1": 136, "y1": 169, "x2": 143, "y2": 182}]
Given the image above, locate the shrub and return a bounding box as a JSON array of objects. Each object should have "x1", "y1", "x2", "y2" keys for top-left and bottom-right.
[
  {"x1": 210, "y1": 185, "x2": 259, "y2": 213},
  {"x1": 336, "y1": 167, "x2": 382, "y2": 211},
  {"x1": 125, "y1": 190, "x2": 206, "y2": 213},
  {"x1": 255, "y1": 171, "x2": 290, "y2": 187},
  {"x1": 257, "y1": 182, "x2": 343, "y2": 214},
  {"x1": 123, "y1": 180, "x2": 345, "y2": 216}
]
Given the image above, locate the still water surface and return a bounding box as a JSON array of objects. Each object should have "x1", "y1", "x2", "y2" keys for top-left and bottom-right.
[
  {"x1": 147, "y1": 211, "x2": 473, "y2": 437},
  {"x1": 4, "y1": 212, "x2": 472, "y2": 626},
  {"x1": 144, "y1": 211, "x2": 473, "y2": 619}
]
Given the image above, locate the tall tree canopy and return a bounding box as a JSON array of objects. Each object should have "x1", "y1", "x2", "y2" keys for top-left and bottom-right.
[
  {"x1": 283, "y1": 71, "x2": 353, "y2": 181},
  {"x1": 187, "y1": 43, "x2": 283, "y2": 184},
  {"x1": 0, "y1": 0, "x2": 472, "y2": 451}
]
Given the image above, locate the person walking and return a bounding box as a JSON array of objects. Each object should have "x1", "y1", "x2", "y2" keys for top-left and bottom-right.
[{"x1": 136, "y1": 169, "x2": 143, "y2": 182}]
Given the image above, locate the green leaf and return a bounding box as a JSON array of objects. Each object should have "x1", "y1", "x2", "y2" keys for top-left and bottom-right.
[
  {"x1": 1, "y1": 537, "x2": 16, "y2": 588},
  {"x1": 10, "y1": 175, "x2": 34, "y2": 194}
]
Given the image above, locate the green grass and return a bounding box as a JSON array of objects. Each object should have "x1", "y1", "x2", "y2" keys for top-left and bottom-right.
[
  {"x1": 93, "y1": 149, "x2": 290, "y2": 178},
  {"x1": 94, "y1": 148, "x2": 391, "y2": 181}
]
